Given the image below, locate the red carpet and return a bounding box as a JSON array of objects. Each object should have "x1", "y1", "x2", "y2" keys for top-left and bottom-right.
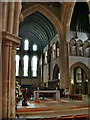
[
  {"x1": 32, "y1": 99, "x2": 69, "y2": 103},
  {"x1": 17, "y1": 108, "x2": 53, "y2": 112}
]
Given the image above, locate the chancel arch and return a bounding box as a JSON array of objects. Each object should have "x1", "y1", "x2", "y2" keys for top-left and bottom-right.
[{"x1": 17, "y1": 3, "x2": 66, "y2": 90}]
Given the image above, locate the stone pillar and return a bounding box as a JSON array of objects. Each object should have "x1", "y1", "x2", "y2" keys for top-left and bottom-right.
[
  {"x1": 7, "y1": 2, "x2": 15, "y2": 34},
  {"x1": 88, "y1": 79, "x2": 90, "y2": 97},
  {"x1": 2, "y1": 32, "x2": 21, "y2": 119},
  {"x1": 13, "y1": 2, "x2": 22, "y2": 36},
  {"x1": 81, "y1": 70, "x2": 85, "y2": 94},
  {"x1": 0, "y1": 2, "x2": 2, "y2": 119},
  {"x1": 2, "y1": 40, "x2": 11, "y2": 118},
  {"x1": 0, "y1": 42, "x2": 2, "y2": 119},
  {"x1": 8, "y1": 42, "x2": 12, "y2": 118},
  {"x1": 0, "y1": 41, "x2": 2, "y2": 119},
  {"x1": 2, "y1": 40, "x2": 14, "y2": 118},
  {"x1": 10, "y1": 45, "x2": 16, "y2": 118},
  {"x1": 2, "y1": 2, "x2": 8, "y2": 31},
  {"x1": 59, "y1": 33, "x2": 69, "y2": 90},
  {"x1": 2, "y1": 1, "x2": 21, "y2": 118}
]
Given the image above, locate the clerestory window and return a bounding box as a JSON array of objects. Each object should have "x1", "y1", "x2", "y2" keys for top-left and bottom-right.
[{"x1": 24, "y1": 39, "x2": 29, "y2": 50}]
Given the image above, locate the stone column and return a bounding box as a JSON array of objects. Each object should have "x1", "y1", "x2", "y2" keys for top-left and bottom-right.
[
  {"x1": 0, "y1": 2, "x2": 2, "y2": 119},
  {"x1": 13, "y1": 2, "x2": 22, "y2": 36},
  {"x1": 7, "y1": 2, "x2": 15, "y2": 34},
  {"x1": 0, "y1": 42, "x2": 2, "y2": 119},
  {"x1": 59, "y1": 33, "x2": 69, "y2": 90},
  {"x1": 10, "y1": 45, "x2": 16, "y2": 118},
  {"x1": 88, "y1": 79, "x2": 90, "y2": 97},
  {"x1": 81, "y1": 70, "x2": 85, "y2": 94},
  {"x1": 2, "y1": 2, "x2": 8, "y2": 31},
  {"x1": 8, "y1": 42, "x2": 12, "y2": 118},
  {"x1": 2, "y1": 1, "x2": 21, "y2": 118},
  {"x1": 2, "y1": 32, "x2": 21, "y2": 119},
  {"x1": 2, "y1": 40, "x2": 11, "y2": 118}
]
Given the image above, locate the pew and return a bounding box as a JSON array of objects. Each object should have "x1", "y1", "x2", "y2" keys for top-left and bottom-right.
[
  {"x1": 26, "y1": 118, "x2": 41, "y2": 120},
  {"x1": 26, "y1": 114, "x2": 89, "y2": 120},
  {"x1": 69, "y1": 94, "x2": 82, "y2": 100},
  {"x1": 41, "y1": 117, "x2": 58, "y2": 120},
  {"x1": 74, "y1": 114, "x2": 89, "y2": 120},
  {"x1": 58, "y1": 115, "x2": 75, "y2": 120}
]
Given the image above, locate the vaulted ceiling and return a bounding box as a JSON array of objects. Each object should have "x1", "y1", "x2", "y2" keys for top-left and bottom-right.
[
  {"x1": 19, "y1": 2, "x2": 90, "y2": 52},
  {"x1": 19, "y1": 11, "x2": 57, "y2": 51},
  {"x1": 70, "y1": 2, "x2": 90, "y2": 33}
]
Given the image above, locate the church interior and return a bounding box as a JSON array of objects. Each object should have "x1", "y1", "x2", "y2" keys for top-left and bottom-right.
[{"x1": 1, "y1": 1, "x2": 90, "y2": 120}]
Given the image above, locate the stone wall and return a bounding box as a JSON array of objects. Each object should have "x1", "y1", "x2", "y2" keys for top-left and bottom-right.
[{"x1": 17, "y1": 77, "x2": 40, "y2": 89}]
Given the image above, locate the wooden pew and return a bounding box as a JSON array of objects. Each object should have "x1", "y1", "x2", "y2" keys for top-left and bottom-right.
[
  {"x1": 27, "y1": 118, "x2": 58, "y2": 120},
  {"x1": 74, "y1": 114, "x2": 89, "y2": 120},
  {"x1": 41, "y1": 117, "x2": 58, "y2": 120},
  {"x1": 58, "y1": 115, "x2": 75, "y2": 120},
  {"x1": 26, "y1": 118, "x2": 41, "y2": 120}
]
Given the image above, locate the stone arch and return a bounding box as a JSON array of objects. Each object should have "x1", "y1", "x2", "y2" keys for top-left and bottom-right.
[
  {"x1": 21, "y1": 4, "x2": 62, "y2": 37},
  {"x1": 77, "y1": 40, "x2": 84, "y2": 56},
  {"x1": 69, "y1": 38, "x2": 76, "y2": 46},
  {"x1": 70, "y1": 62, "x2": 90, "y2": 79},
  {"x1": 62, "y1": 2, "x2": 76, "y2": 33},
  {"x1": 69, "y1": 38, "x2": 77, "y2": 56},
  {"x1": 70, "y1": 62, "x2": 90, "y2": 95},
  {"x1": 53, "y1": 64, "x2": 60, "y2": 80},
  {"x1": 84, "y1": 40, "x2": 90, "y2": 48},
  {"x1": 77, "y1": 39, "x2": 83, "y2": 46}
]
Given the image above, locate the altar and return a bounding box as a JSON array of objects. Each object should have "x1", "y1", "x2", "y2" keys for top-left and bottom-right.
[{"x1": 34, "y1": 90, "x2": 60, "y2": 101}]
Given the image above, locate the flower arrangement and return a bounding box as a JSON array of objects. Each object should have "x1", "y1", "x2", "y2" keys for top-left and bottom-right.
[{"x1": 16, "y1": 81, "x2": 23, "y2": 103}]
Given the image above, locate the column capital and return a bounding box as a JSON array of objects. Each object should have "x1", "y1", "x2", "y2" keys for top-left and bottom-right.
[{"x1": 2, "y1": 31, "x2": 21, "y2": 45}]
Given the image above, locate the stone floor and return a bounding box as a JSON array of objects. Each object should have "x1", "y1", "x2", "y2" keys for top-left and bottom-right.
[{"x1": 16, "y1": 95, "x2": 90, "y2": 119}]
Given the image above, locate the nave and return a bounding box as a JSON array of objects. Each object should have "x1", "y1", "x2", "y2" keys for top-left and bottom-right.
[
  {"x1": 1, "y1": 1, "x2": 90, "y2": 119},
  {"x1": 16, "y1": 95, "x2": 89, "y2": 120}
]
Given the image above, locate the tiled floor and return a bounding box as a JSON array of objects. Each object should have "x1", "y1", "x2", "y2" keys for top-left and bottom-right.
[{"x1": 16, "y1": 95, "x2": 90, "y2": 119}]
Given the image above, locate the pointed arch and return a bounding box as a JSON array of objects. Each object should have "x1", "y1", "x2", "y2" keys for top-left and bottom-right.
[
  {"x1": 53, "y1": 64, "x2": 60, "y2": 80},
  {"x1": 63, "y1": 2, "x2": 75, "y2": 33},
  {"x1": 69, "y1": 62, "x2": 90, "y2": 95},
  {"x1": 70, "y1": 62, "x2": 90, "y2": 79},
  {"x1": 22, "y1": 4, "x2": 62, "y2": 36}
]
